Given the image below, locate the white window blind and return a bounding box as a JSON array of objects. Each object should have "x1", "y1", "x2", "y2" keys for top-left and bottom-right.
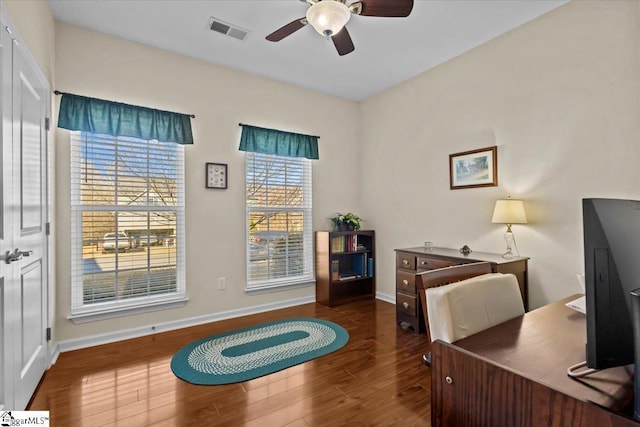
[
  {"x1": 70, "y1": 132, "x2": 186, "y2": 318},
  {"x1": 245, "y1": 152, "x2": 313, "y2": 291}
]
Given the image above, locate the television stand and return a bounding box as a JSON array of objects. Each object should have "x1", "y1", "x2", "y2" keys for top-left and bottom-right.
[{"x1": 566, "y1": 360, "x2": 599, "y2": 378}]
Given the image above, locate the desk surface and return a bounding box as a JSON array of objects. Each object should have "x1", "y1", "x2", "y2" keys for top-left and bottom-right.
[
  {"x1": 395, "y1": 246, "x2": 528, "y2": 265},
  {"x1": 455, "y1": 295, "x2": 634, "y2": 411}
]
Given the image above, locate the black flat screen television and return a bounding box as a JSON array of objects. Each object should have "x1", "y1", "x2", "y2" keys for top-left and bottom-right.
[{"x1": 583, "y1": 198, "x2": 640, "y2": 369}]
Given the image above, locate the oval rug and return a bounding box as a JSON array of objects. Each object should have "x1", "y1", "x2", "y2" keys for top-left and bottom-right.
[{"x1": 170, "y1": 317, "x2": 349, "y2": 385}]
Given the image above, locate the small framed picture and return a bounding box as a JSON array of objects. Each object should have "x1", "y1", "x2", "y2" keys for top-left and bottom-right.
[
  {"x1": 449, "y1": 146, "x2": 498, "y2": 190},
  {"x1": 206, "y1": 163, "x2": 228, "y2": 189}
]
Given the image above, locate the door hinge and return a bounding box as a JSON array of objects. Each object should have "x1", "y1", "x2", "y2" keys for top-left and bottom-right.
[
  {"x1": 46, "y1": 327, "x2": 51, "y2": 341},
  {"x1": 46, "y1": 222, "x2": 50, "y2": 235},
  {"x1": 45, "y1": 117, "x2": 50, "y2": 131}
]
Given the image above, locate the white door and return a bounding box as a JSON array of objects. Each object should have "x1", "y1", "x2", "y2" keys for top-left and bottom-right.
[
  {"x1": 0, "y1": 20, "x2": 49, "y2": 411},
  {"x1": 0, "y1": 16, "x2": 14, "y2": 412}
]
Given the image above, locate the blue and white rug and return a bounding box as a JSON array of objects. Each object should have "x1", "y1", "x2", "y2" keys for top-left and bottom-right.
[{"x1": 170, "y1": 317, "x2": 349, "y2": 385}]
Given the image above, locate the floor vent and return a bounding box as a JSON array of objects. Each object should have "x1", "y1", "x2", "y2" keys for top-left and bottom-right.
[{"x1": 208, "y1": 17, "x2": 250, "y2": 41}]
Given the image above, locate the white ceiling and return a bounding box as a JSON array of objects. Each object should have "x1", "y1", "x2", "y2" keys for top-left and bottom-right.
[{"x1": 48, "y1": 0, "x2": 569, "y2": 101}]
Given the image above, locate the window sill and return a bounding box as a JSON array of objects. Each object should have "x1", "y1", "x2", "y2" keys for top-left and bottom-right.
[
  {"x1": 245, "y1": 279, "x2": 315, "y2": 295},
  {"x1": 68, "y1": 296, "x2": 188, "y2": 324}
]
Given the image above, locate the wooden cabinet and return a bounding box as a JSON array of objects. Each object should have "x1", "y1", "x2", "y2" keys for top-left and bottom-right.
[
  {"x1": 395, "y1": 249, "x2": 459, "y2": 333},
  {"x1": 316, "y1": 230, "x2": 375, "y2": 307},
  {"x1": 394, "y1": 247, "x2": 529, "y2": 333}
]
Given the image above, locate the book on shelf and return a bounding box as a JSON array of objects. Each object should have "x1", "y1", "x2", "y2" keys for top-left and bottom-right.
[
  {"x1": 353, "y1": 253, "x2": 365, "y2": 277},
  {"x1": 338, "y1": 271, "x2": 361, "y2": 281},
  {"x1": 351, "y1": 253, "x2": 374, "y2": 278},
  {"x1": 330, "y1": 234, "x2": 367, "y2": 253},
  {"x1": 330, "y1": 236, "x2": 343, "y2": 253},
  {"x1": 331, "y1": 260, "x2": 339, "y2": 281}
]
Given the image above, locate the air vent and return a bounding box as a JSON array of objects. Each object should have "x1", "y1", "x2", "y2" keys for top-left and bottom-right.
[{"x1": 207, "y1": 17, "x2": 250, "y2": 41}]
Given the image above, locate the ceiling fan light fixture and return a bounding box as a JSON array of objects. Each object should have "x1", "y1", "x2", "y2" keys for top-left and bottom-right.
[{"x1": 306, "y1": 0, "x2": 351, "y2": 37}]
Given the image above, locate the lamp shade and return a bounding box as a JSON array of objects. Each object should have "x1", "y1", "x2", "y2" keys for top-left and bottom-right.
[
  {"x1": 491, "y1": 199, "x2": 527, "y2": 225},
  {"x1": 306, "y1": 0, "x2": 351, "y2": 37}
]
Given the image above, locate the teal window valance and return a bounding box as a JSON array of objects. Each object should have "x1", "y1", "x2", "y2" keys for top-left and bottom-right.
[
  {"x1": 239, "y1": 124, "x2": 319, "y2": 160},
  {"x1": 57, "y1": 92, "x2": 194, "y2": 145}
]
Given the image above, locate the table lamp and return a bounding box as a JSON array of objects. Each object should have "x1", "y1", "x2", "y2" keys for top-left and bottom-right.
[{"x1": 491, "y1": 197, "x2": 527, "y2": 258}]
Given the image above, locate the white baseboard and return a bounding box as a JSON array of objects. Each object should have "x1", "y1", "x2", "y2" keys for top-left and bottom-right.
[
  {"x1": 376, "y1": 291, "x2": 395, "y2": 304},
  {"x1": 54, "y1": 295, "x2": 316, "y2": 358}
]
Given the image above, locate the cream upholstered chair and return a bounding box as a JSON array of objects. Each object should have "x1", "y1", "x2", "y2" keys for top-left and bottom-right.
[
  {"x1": 415, "y1": 262, "x2": 493, "y2": 343},
  {"x1": 425, "y1": 272, "x2": 525, "y2": 344},
  {"x1": 416, "y1": 266, "x2": 525, "y2": 365}
]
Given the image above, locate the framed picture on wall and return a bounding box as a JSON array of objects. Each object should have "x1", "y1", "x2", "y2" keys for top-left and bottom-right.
[
  {"x1": 449, "y1": 146, "x2": 498, "y2": 190},
  {"x1": 206, "y1": 163, "x2": 228, "y2": 189}
]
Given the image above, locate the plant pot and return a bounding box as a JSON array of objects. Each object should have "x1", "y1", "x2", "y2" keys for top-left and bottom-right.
[{"x1": 332, "y1": 222, "x2": 353, "y2": 231}]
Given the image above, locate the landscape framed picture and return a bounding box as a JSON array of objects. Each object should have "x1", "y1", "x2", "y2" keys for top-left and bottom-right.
[{"x1": 449, "y1": 146, "x2": 498, "y2": 190}]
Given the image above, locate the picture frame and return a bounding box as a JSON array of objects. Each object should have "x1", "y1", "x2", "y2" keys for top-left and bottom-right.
[
  {"x1": 206, "y1": 163, "x2": 228, "y2": 189},
  {"x1": 449, "y1": 146, "x2": 498, "y2": 190}
]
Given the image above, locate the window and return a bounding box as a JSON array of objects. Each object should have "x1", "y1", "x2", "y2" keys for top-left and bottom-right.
[
  {"x1": 70, "y1": 132, "x2": 186, "y2": 319},
  {"x1": 245, "y1": 152, "x2": 313, "y2": 291}
]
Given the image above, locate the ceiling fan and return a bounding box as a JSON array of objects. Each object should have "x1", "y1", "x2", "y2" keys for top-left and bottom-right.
[{"x1": 266, "y1": 0, "x2": 414, "y2": 56}]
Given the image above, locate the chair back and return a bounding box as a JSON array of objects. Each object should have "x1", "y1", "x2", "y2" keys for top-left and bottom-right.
[
  {"x1": 416, "y1": 262, "x2": 492, "y2": 342},
  {"x1": 426, "y1": 273, "x2": 525, "y2": 343}
]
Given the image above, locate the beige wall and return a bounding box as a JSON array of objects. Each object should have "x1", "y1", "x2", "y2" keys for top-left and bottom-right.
[
  {"x1": 54, "y1": 23, "x2": 362, "y2": 341},
  {"x1": 361, "y1": 0, "x2": 640, "y2": 309},
  {"x1": 3, "y1": 0, "x2": 55, "y2": 84}
]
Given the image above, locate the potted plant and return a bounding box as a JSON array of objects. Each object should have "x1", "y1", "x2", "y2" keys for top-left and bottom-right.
[{"x1": 330, "y1": 212, "x2": 362, "y2": 231}]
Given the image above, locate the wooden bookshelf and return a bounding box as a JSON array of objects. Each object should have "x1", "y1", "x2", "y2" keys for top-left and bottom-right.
[{"x1": 315, "y1": 230, "x2": 375, "y2": 307}]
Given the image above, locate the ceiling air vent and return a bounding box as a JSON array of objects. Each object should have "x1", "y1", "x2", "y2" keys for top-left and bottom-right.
[{"x1": 207, "y1": 17, "x2": 250, "y2": 41}]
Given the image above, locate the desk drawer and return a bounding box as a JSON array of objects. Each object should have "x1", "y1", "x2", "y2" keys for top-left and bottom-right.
[
  {"x1": 417, "y1": 257, "x2": 458, "y2": 271},
  {"x1": 396, "y1": 253, "x2": 416, "y2": 270},
  {"x1": 397, "y1": 293, "x2": 417, "y2": 317},
  {"x1": 396, "y1": 271, "x2": 416, "y2": 294}
]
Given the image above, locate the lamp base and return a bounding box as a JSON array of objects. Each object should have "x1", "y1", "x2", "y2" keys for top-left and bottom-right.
[{"x1": 502, "y1": 230, "x2": 519, "y2": 258}]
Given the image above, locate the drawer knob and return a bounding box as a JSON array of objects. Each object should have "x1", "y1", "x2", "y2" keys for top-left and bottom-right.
[
  {"x1": 402, "y1": 279, "x2": 409, "y2": 286},
  {"x1": 402, "y1": 301, "x2": 409, "y2": 309},
  {"x1": 421, "y1": 261, "x2": 427, "y2": 265},
  {"x1": 446, "y1": 376, "x2": 453, "y2": 385},
  {"x1": 402, "y1": 259, "x2": 409, "y2": 266}
]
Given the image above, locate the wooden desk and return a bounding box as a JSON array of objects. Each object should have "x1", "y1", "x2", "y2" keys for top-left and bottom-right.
[
  {"x1": 431, "y1": 296, "x2": 637, "y2": 426},
  {"x1": 394, "y1": 247, "x2": 528, "y2": 333}
]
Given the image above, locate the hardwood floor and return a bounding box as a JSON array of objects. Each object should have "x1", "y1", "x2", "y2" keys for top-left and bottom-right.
[{"x1": 28, "y1": 299, "x2": 431, "y2": 426}]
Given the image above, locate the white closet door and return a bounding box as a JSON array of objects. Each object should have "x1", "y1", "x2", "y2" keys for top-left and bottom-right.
[
  {"x1": 0, "y1": 14, "x2": 16, "y2": 413},
  {"x1": 0, "y1": 17, "x2": 50, "y2": 410}
]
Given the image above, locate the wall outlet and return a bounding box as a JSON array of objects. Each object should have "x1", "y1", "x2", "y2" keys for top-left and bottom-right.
[{"x1": 217, "y1": 277, "x2": 226, "y2": 290}]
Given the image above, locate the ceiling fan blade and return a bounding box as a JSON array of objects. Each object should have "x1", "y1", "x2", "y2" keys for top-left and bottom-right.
[
  {"x1": 332, "y1": 27, "x2": 355, "y2": 56},
  {"x1": 266, "y1": 18, "x2": 307, "y2": 42},
  {"x1": 356, "y1": 0, "x2": 413, "y2": 17}
]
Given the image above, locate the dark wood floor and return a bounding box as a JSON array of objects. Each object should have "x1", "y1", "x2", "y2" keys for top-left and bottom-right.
[{"x1": 29, "y1": 299, "x2": 431, "y2": 426}]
